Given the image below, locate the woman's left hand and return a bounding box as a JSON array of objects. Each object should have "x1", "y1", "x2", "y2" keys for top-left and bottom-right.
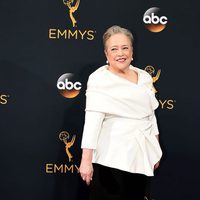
[{"x1": 154, "y1": 161, "x2": 160, "y2": 171}]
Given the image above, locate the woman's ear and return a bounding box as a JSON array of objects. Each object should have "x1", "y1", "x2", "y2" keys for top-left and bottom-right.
[
  {"x1": 131, "y1": 48, "x2": 134, "y2": 59},
  {"x1": 104, "y1": 49, "x2": 109, "y2": 65},
  {"x1": 104, "y1": 49, "x2": 108, "y2": 57},
  {"x1": 104, "y1": 49, "x2": 109, "y2": 61}
]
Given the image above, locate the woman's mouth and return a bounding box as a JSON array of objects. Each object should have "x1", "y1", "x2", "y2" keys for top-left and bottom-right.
[{"x1": 116, "y1": 58, "x2": 126, "y2": 63}]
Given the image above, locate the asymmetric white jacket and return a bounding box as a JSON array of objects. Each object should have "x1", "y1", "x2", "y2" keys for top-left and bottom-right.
[{"x1": 81, "y1": 65, "x2": 162, "y2": 176}]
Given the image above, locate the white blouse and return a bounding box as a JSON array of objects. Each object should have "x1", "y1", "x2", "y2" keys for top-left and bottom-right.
[{"x1": 81, "y1": 65, "x2": 162, "y2": 176}]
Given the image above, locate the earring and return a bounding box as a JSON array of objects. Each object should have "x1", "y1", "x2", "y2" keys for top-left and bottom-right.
[
  {"x1": 131, "y1": 58, "x2": 133, "y2": 61},
  {"x1": 106, "y1": 60, "x2": 109, "y2": 65}
]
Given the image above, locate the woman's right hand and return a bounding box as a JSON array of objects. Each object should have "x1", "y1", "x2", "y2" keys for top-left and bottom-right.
[{"x1": 79, "y1": 149, "x2": 94, "y2": 186}]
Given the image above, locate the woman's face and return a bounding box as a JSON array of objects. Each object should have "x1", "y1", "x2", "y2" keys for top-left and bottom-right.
[{"x1": 105, "y1": 33, "x2": 133, "y2": 72}]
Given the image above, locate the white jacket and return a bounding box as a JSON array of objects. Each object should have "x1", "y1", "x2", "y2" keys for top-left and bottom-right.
[{"x1": 81, "y1": 65, "x2": 162, "y2": 176}]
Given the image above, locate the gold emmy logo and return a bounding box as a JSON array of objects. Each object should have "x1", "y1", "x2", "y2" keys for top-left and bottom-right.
[
  {"x1": 63, "y1": 0, "x2": 80, "y2": 27},
  {"x1": 48, "y1": 0, "x2": 96, "y2": 40},
  {"x1": 59, "y1": 131, "x2": 76, "y2": 162},
  {"x1": 145, "y1": 65, "x2": 161, "y2": 93}
]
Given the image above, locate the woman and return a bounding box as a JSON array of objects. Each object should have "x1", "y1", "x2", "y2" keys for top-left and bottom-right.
[{"x1": 79, "y1": 25, "x2": 162, "y2": 200}]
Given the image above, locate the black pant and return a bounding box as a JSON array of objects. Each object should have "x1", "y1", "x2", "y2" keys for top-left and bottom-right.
[{"x1": 89, "y1": 164, "x2": 147, "y2": 200}]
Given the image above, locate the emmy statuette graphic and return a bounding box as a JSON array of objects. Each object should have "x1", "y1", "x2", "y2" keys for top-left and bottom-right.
[
  {"x1": 63, "y1": 0, "x2": 80, "y2": 27},
  {"x1": 145, "y1": 65, "x2": 161, "y2": 93},
  {"x1": 59, "y1": 131, "x2": 76, "y2": 162}
]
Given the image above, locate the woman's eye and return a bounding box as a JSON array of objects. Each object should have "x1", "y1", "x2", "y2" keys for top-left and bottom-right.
[
  {"x1": 111, "y1": 48, "x2": 117, "y2": 51},
  {"x1": 123, "y1": 47, "x2": 128, "y2": 50}
]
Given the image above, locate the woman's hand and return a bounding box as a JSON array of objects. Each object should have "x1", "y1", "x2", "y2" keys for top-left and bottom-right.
[
  {"x1": 154, "y1": 160, "x2": 160, "y2": 171},
  {"x1": 79, "y1": 149, "x2": 94, "y2": 186}
]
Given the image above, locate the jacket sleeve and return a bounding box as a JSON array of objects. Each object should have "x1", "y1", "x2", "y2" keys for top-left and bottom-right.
[
  {"x1": 81, "y1": 111, "x2": 105, "y2": 149},
  {"x1": 151, "y1": 111, "x2": 159, "y2": 135}
]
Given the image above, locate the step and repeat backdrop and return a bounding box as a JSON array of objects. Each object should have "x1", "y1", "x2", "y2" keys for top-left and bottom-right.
[{"x1": 1, "y1": 0, "x2": 200, "y2": 200}]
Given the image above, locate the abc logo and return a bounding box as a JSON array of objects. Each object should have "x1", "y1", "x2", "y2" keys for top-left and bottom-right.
[
  {"x1": 143, "y1": 7, "x2": 168, "y2": 32},
  {"x1": 57, "y1": 73, "x2": 82, "y2": 98}
]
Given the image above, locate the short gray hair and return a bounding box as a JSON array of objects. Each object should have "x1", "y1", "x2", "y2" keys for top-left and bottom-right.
[{"x1": 103, "y1": 25, "x2": 134, "y2": 50}]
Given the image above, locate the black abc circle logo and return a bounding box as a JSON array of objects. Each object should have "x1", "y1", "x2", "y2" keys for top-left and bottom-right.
[
  {"x1": 57, "y1": 73, "x2": 82, "y2": 98},
  {"x1": 143, "y1": 7, "x2": 168, "y2": 32}
]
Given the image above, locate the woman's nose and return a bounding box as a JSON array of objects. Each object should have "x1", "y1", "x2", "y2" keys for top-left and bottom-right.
[{"x1": 117, "y1": 49, "x2": 124, "y2": 56}]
